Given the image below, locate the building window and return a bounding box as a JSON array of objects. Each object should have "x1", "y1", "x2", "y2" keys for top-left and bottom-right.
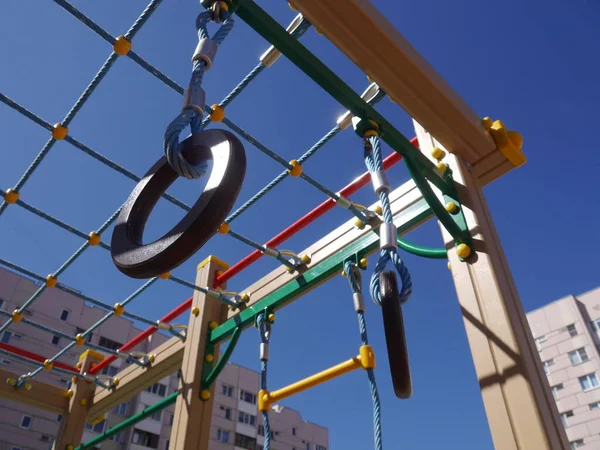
[
  {"x1": 240, "y1": 389, "x2": 257, "y2": 404},
  {"x1": 101, "y1": 365, "x2": 119, "y2": 377},
  {"x1": 567, "y1": 324, "x2": 578, "y2": 337},
  {"x1": 150, "y1": 409, "x2": 162, "y2": 422},
  {"x1": 109, "y1": 432, "x2": 123, "y2": 443},
  {"x1": 75, "y1": 327, "x2": 93, "y2": 343},
  {"x1": 57, "y1": 414, "x2": 63, "y2": 422},
  {"x1": 113, "y1": 402, "x2": 127, "y2": 415},
  {"x1": 0, "y1": 358, "x2": 11, "y2": 365},
  {"x1": 146, "y1": 382, "x2": 167, "y2": 397},
  {"x1": 239, "y1": 411, "x2": 256, "y2": 427},
  {"x1": 306, "y1": 444, "x2": 311, "y2": 450},
  {"x1": 316, "y1": 446, "x2": 327, "y2": 450},
  {"x1": 98, "y1": 336, "x2": 123, "y2": 352},
  {"x1": 551, "y1": 383, "x2": 564, "y2": 400},
  {"x1": 220, "y1": 405, "x2": 232, "y2": 420},
  {"x1": 60, "y1": 309, "x2": 70, "y2": 321},
  {"x1": 0, "y1": 299, "x2": 4, "y2": 311},
  {"x1": 543, "y1": 359, "x2": 555, "y2": 375},
  {"x1": 85, "y1": 420, "x2": 106, "y2": 434},
  {"x1": 235, "y1": 433, "x2": 257, "y2": 450},
  {"x1": 217, "y1": 429, "x2": 230, "y2": 443},
  {"x1": 165, "y1": 439, "x2": 170, "y2": 450},
  {"x1": 570, "y1": 439, "x2": 584, "y2": 449},
  {"x1": 258, "y1": 425, "x2": 265, "y2": 436},
  {"x1": 579, "y1": 373, "x2": 600, "y2": 391},
  {"x1": 1, "y1": 331, "x2": 12, "y2": 344},
  {"x1": 569, "y1": 348, "x2": 589, "y2": 365},
  {"x1": 132, "y1": 429, "x2": 160, "y2": 449},
  {"x1": 590, "y1": 402, "x2": 600, "y2": 410},
  {"x1": 222, "y1": 383, "x2": 233, "y2": 397},
  {"x1": 169, "y1": 414, "x2": 174, "y2": 426},
  {"x1": 20, "y1": 415, "x2": 32, "y2": 429},
  {"x1": 51, "y1": 335, "x2": 60, "y2": 346},
  {"x1": 11, "y1": 447, "x2": 22, "y2": 450},
  {"x1": 293, "y1": 427, "x2": 297, "y2": 435},
  {"x1": 561, "y1": 410, "x2": 574, "y2": 427}
]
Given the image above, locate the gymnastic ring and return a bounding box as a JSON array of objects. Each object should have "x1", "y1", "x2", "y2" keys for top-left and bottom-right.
[
  {"x1": 111, "y1": 129, "x2": 246, "y2": 279},
  {"x1": 379, "y1": 270, "x2": 412, "y2": 399}
]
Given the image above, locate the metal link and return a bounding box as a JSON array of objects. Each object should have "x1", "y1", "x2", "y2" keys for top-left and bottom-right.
[
  {"x1": 371, "y1": 169, "x2": 390, "y2": 194},
  {"x1": 192, "y1": 38, "x2": 218, "y2": 70},
  {"x1": 260, "y1": 14, "x2": 305, "y2": 67},
  {"x1": 335, "y1": 195, "x2": 352, "y2": 209},
  {"x1": 261, "y1": 246, "x2": 279, "y2": 258},
  {"x1": 182, "y1": 85, "x2": 206, "y2": 117},
  {"x1": 353, "y1": 292, "x2": 365, "y2": 313},
  {"x1": 260, "y1": 342, "x2": 269, "y2": 361},
  {"x1": 379, "y1": 223, "x2": 398, "y2": 250},
  {"x1": 115, "y1": 350, "x2": 129, "y2": 359},
  {"x1": 156, "y1": 320, "x2": 171, "y2": 331}
]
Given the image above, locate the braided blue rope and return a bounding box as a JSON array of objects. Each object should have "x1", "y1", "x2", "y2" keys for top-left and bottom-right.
[
  {"x1": 256, "y1": 314, "x2": 272, "y2": 450},
  {"x1": 343, "y1": 261, "x2": 383, "y2": 450},
  {"x1": 364, "y1": 135, "x2": 412, "y2": 305},
  {"x1": 164, "y1": 10, "x2": 235, "y2": 179}
]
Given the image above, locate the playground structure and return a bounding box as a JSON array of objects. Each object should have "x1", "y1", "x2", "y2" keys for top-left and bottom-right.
[{"x1": 0, "y1": 1, "x2": 571, "y2": 449}]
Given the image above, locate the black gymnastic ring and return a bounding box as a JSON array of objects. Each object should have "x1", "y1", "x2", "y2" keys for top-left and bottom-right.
[
  {"x1": 379, "y1": 270, "x2": 412, "y2": 399},
  {"x1": 110, "y1": 129, "x2": 246, "y2": 279}
]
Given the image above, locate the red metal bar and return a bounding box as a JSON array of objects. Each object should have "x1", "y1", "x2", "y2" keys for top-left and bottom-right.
[
  {"x1": 215, "y1": 137, "x2": 418, "y2": 285},
  {"x1": 90, "y1": 298, "x2": 193, "y2": 374},
  {"x1": 91, "y1": 137, "x2": 418, "y2": 375},
  {"x1": 0, "y1": 342, "x2": 79, "y2": 373}
]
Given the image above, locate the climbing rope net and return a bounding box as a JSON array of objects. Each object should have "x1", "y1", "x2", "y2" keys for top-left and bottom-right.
[{"x1": 0, "y1": 1, "x2": 473, "y2": 449}]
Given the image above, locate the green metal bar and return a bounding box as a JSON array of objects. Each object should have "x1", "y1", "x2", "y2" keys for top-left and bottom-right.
[
  {"x1": 225, "y1": 0, "x2": 451, "y2": 195},
  {"x1": 202, "y1": 326, "x2": 242, "y2": 389},
  {"x1": 75, "y1": 392, "x2": 178, "y2": 450},
  {"x1": 210, "y1": 197, "x2": 433, "y2": 345},
  {"x1": 405, "y1": 159, "x2": 470, "y2": 246},
  {"x1": 397, "y1": 236, "x2": 447, "y2": 259}
]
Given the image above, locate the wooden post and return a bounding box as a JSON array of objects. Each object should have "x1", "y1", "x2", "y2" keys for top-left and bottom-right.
[
  {"x1": 170, "y1": 256, "x2": 230, "y2": 450},
  {"x1": 53, "y1": 350, "x2": 105, "y2": 450},
  {"x1": 413, "y1": 122, "x2": 569, "y2": 449}
]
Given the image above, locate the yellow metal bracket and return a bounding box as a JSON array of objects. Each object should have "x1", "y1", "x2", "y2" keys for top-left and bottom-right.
[
  {"x1": 258, "y1": 345, "x2": 375, "y2": 411},
  {"x1": 483, "y1": 117, "x2": 526, "y2": 168}
]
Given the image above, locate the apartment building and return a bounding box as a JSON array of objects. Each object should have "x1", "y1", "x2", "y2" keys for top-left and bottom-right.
[
  {"x1": 527, "y1": 286, "x2": 600, "y2": 450},
  {"x1": 0, "y1": 267, "x2": 328, "y2": 450}
]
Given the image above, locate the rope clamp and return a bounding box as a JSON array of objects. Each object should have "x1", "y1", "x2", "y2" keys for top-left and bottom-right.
[
  {"x1": 156, "y1": 320, "x2": 171, "y2": 331},
  {"x1": 379, "y1": 223, "x2": 398, "y2": 250},
  {"x1": 260, "y1": 13, "x2": 305, "y2": 67},
  {"x1": 261, "y1": 246, "x2": 279, "y2": 258},
  {"x1": 353, "y1": 292, "x2": 365, "y2": 313},
  {"x1": 335, "y1": 194, "x2": 352, "y2": 210},
  {"x1": 192, "y1": 38, "x2": 218, "y2": 70},
  {"x1": 371, "y1": 169, "x2": 390, "y2": 194},
  {"x1": 182, "y1": 85, "x2": 206, "y2": 118},
  {"x1": 260, "y1": 342, "x2": 269, "y2": 361}
]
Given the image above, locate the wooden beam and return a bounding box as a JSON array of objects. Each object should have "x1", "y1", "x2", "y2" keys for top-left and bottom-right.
[
  {"x1": 88, "y1": 334, "x2": 185, "y2": 418},
  {"x1": 413, "y1": 121, "x2": 569, "y2": 449},
  {"x1": 289, "y1": 0, "x2": 497, "y2": 166},
  {"x1": 170, "y1": 257, "x2": 229, "y2": 450},
  {"x1": 53, "y1": 350, "x2": 105, "y2": 450},
  {"x1": 0, "y1": 368, "x2": 69, "y2": 413}
]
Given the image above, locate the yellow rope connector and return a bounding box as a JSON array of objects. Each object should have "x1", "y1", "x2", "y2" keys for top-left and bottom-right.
[
  {"x1": 287, "y1": 160, "x2": 302, "y2": 177},
  {"x1": 217, "y1": 222, "x2": 230, "y2": 234},
  {"x1": 88, "y1": 231, "x2": 101, "y2": 246},
  {"x1": 113, "y1": 35, "x2": 132, "y2": 56},
  {"x1": 359, "y1": 257, "x2": 368, "y2": 268},
  {"x1": 445, "y1": 201, "x2": 459, "y2": 214},
  {"x1": 437, "y1": 162, "x2": 448, "y2": 173},
  {"x1": 431, "y1": 147, "x2": 446, "y2": 161},
  {"x1": 43, "y1": 359, "x2": 54, "y2": 371},
  {"x1": 12, "y1": 310, "x2": 23, "y2": 323},
  {"x1": 208, "y1": 321, "x2": 219, "y2": 330},
  {"x1": 373, "y1": 205, "x2": 383, "y2": 215},
  {"x1": 113, "y1": 303, "x2": 125, "y2": 316},
  {"x1": 200, "y1": 390, "x2": 211, "y2": 400},
  {"x1": 75, "y1": 334, "x2": 85, "y2": 346},
  {"x1": 3, "y1": 188, "x2": 19, "y2": 204},
  {"x1": 45, "y1": 274, "x2": 58, "y2": 288},
  {"x1": 363, "y1": 120, "x2": 380, "y2": 138},
  {"x1": 258, "y1": 389, "x2": 270, "y2": 411},
  {"x1": 205, "y1": 354, "x2": 214, "y2": 363},
  {"x1": 80, "y1": 398, "x2": 88, "y2": 406},
  {"x1": 267, "y1": 313, "x2": 275, "y2": 323},
  {"x1": 210, "y1": 104, "x2": 225, "y2": 122},
  {"x1": 359, "y1": 345, "x2": 376, "y2": 369},
  {"x1": 191, "y1": 306, "x2": 200, "y2": 317},
  {"x1": 52, "y1": 123, "x2": 68, "y2": 140},
  {"x1": 456, "y1": 243, "x2": 471, "y2": 259}
]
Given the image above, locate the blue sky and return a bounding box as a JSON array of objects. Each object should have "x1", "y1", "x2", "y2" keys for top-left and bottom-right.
[{"x1": 1, "y1": 0, "x2": 600, "y2": 449}]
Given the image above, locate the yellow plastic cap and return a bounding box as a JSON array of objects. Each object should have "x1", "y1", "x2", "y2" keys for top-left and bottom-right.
[
  {"x1": 482, "y1": 117, "x2": 494, "y2": 130},
  {"x1": 359, "y1": 345, "x2": 376, "y2": 369},
  {"x1": 363, "y1": 129, "x2": 379, "y2": 138},
  {"x1": 66, "y1": 389, "x2": 74, "y2": 399},
  {"x1": 447, "y1": 262, "x2": 452, "y2": 270},
  {"x1": 205, "y1": 354, "x2": 214, "y2": 363},
  {"x1": 217, "y1": 222, "x2": 230, "y2": 234},
  {"x1": 88, "y1": 231, "x2": 101, "y2": 246},
  {"x1": 12, "y1": 310, "x2": 23, "y2": 323},
  {"x1": 287, "y1": 160, "x2": 302, "y2": 177},
  {"x1": 45, "y1": 275, "x2": 58, "y2": 288},
  {"x1": 200, "y1": 390, "x2": 211, "y2": 400},
  {"x1": 373, "y1": 205, "x2": 383, "y2": 215},
  {"x1": 431, "y1": 147, "x2": 446, "y2": 161},
  {"x1": 445, "y1": 201, "x2": 459, "y2": 214},
  {"x1": 191, "y1": 306, "x2": 200, "y2": 316},
  {"x1": 300, "y1": 254, "x2": 311, "y2": 265},
  {"x1": 80, "y1": 398, "x2": 88, "y2": 406},
  {"x1": 66, "y1": 445, "x2": 75, "y2": 450},
  {"x1": 147, "y1": 354, "x2": 156, "y2": 363},
  {"x1": 158, "y1": 271, "x2": 170, "y2": 280},
  {"x1": 241, "y1": 293, "x2": 250, "y2": 303},
  {"x1": 52, "y1": 123, "x2": 68, "y2": 140},
  {"x1": 3, "y1": 188, "x2": 19, "y2": 204},
  {"x1": 112, "y1": 377, "x2": 120, "y2": 387},
  {"x1": 354, "y1": 219, "x2": 365, "y2": 229},
  {"x1": 436, "y1": 162, "x2": 448, "y2": 173},
  {"x1": 113, "y1": 36, "x2": 132, "y2": 56},
  {"x1": 208, "y1": 321, "x2": 219, "y2": 330},
  {"x1": 456, "y1": 243, "x2": 471, "y2": 259},
  {"x1": 359, "y1": 257, "x2": 368, "y2": 268},
  {"x1": 210, "y1": 104, "x2": 225, "y2": 122},
  {"x1": 113, "y1": 303, "x2": 125, "y2": 316},
  {"x1": 267, "y1": 313, "x2": 275, "y2": 323},
  {"x1": 72, "y1": 376, "x2": 78, "y2": 384},
  {"x1": 75, "y1": 334, "x2": 85, "y2": 346}
]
